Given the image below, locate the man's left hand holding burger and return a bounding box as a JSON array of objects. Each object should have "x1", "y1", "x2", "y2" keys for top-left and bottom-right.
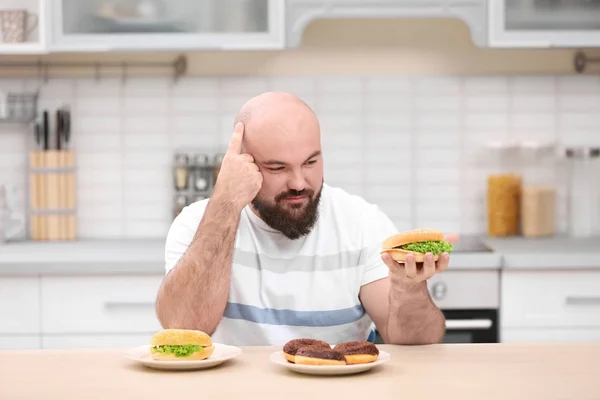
[{"x1": 359, "y1": 229, "x2": 459, "y2": 345}]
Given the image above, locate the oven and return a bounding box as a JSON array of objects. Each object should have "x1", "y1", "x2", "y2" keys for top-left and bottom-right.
[
  {"x1": 441, "y1": 308, "x2": 498, "y2": 343},
  {"x1": 372, "y1": 268, "x2": 500, "y2": 344}
]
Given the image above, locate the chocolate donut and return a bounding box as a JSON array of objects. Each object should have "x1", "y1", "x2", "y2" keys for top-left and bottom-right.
[
  {"x1": 283, "y1": 338, "x2": 330, "y2": 363},
  {"x1": 294, "y1": 345, "x2": 346, "y2": 366},
  {"x1": 333, "y1": 341, "x2": 380, "y2": 364}
]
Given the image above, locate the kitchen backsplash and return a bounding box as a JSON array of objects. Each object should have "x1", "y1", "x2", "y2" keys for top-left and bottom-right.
[{"x1": 0, "y1": 74, "x2": 599, "y2": 239}]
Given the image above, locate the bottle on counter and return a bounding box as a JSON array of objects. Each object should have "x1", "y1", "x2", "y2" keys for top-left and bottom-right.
[
  {"x1": 173, "y1": 153, "x2": 190, "y2": 191},
  {"x1": 173, "y1": 194, "x2": 188, "y2": 219},
  {"x1": 485, "y1": 141, "x2": 522, "y2": 237},
  {"x1": 519, "y1": 141, "x2": 557, "y2": 238},
  {"x1": 193, "y1": 154, "x2": 210, "y2": 192},
  {"x1": 564, "y1": 146, "x2": 600, "y2": 237}
]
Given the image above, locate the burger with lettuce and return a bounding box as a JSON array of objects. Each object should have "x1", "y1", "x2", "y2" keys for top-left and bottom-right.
[
  {"x1": 150, "y1": 329, "x2": 214, "y2": 361},
  {"x1": 380, "y1": 228, "x2": 453, "y2": 263}
]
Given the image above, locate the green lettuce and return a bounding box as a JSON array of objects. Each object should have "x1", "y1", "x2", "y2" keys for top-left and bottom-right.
[
  {"x1": 398, "y1": 240, "x2": 453, "y2": 255},
  {"x1": 151, "y1": 344, "x2": 203, "y2": 357}
]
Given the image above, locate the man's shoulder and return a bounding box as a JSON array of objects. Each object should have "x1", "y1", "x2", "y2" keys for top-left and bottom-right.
[{"x1": 322, "y1": 184, "x2": 381, "y2": 215}]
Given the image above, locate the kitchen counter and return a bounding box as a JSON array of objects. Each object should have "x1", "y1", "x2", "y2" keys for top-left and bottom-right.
[
  {"x1": 0, "y1": 239, "x2": 166, "y2": 275},
  {"x1": 2, "y1": 234, "x2": 600, "y2": 275},
  {"x1": 483, "y1": 235, "x2": 600, "y2": 269},
  {"x1": 0, "y1": 344, "x2": 597, "y2": 400}
]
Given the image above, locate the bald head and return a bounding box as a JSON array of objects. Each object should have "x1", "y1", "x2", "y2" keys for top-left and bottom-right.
[
  {"x1": 234, "y1": 92, "x2": 320, "y2": 149},
  {"x1": 234, "y1": 91, "x2": 315, "y2": 125}
]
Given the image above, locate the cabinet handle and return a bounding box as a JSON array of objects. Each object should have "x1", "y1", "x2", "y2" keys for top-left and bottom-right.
[
  {"x1": 104, "y1": 302, "x2": 155, "y2": 310},
  {"x1": 445, "y1": 319, "x2": 493, "y2": 330},
  {"x1": 565, "y1": 296, "x2": 600, "y2": 305}
]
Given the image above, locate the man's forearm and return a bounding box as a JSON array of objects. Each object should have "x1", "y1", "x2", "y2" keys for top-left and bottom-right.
[
  {"x1": 386, "y1": 282, "x2": 446, "y2": 345},
  {"x1": 156, "y1": 194, "x2": 241, "y2": 335}
]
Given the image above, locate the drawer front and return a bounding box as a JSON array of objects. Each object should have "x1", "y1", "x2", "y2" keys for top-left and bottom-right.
[
  {"x1": 502, "y1": 328, "x2": 600, "y2": 343},
  {"x1": 426, "y1": 270, "x2": 500, "y2": 309},
  {"x1": 0, "y1": 335, "x2": 41, "y2": 350},
  {"x1": 41, "y1": 275, "x2": 164, "y2": 334},
  {"x1": 0, "y1": 277, "x2": 40, "y2": 333},
  {"x1": 501, "y1": 270, "x2": 600, "y2": 328},
  {"x1": 42, "y1": 334, "x2": 152, "y2": 350}
]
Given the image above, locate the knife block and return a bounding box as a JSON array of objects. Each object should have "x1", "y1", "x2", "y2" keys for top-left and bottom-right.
[{"x1": 29, "y1": 149, "x2": 77, "y2": 241}]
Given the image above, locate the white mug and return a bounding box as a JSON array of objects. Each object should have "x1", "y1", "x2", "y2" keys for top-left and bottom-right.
[{"x1": 0, "y1": 184, "x2": 25, "y2": 243}]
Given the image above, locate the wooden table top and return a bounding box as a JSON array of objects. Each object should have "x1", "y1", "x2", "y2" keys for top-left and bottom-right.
[{"x1": 0, "y1": 343, "x2": 598, "y2": 400}]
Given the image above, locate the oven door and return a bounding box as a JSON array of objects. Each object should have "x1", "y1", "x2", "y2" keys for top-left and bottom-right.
[
  {"x1": 441, "y1": 309, "x2": 499, "y2": 343},
  {"x1": 371, "y1": 308, "x2": 498, "y2": 345}
]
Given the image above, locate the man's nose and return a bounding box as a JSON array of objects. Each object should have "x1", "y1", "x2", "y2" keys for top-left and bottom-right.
[{"x1": 287, "y1": 170, "x2": 306, "y2": 192}]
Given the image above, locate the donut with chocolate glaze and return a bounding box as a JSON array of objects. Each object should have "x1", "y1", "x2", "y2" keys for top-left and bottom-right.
[
  {"x1": 333, "y1": 341, "x2": 380, "y2": 364},
  {"x1": 294, "y1": 345, "x2": 347, "y2": 366},
  {"x1": 283, "y1": 338, "x2": 330, "y2": 363}
]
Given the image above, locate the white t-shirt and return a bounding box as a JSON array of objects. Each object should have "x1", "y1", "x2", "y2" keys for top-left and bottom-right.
[{"x1": 164, "y1": 183, "x2": 398, "y2": 346}]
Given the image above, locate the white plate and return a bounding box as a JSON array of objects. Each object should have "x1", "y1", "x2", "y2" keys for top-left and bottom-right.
[
  {"x1": 126, "y1": 343, "x2": 242, "y2": 371},
  {"x1": 269, "y1": 350, "x2": 391, "y2": 376}
]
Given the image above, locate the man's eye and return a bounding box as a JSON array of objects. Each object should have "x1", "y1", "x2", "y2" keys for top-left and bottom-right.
[
  {"x1": 306, "y1": 160, "x2": 317, "y2": 165},
  {"x1": 268, "y1": 167, "x2": 284, "y2": 171}
]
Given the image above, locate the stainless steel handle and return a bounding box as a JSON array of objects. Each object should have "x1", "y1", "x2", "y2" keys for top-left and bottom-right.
[
  {"x1": 445, "y1": 319, "x2": 493, "y2": 330},
  {"x1": 565, "y1": 296, "x2": 600, "y2": 305},
  {"x1": 104, "y1": 302, "x2": 155, "y2": 310}
]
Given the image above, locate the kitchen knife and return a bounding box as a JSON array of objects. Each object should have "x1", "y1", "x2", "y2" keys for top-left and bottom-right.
[
  {"x1": 34, "y1": 119, "x2": 41, "y2": 150},
  {"x1": 56, "y1": 109, "x2": 62, "y2": 150},
  {"x1": 62, "y1": 106, "x2": 71, "y2": 149},
  {"x1": 42, "y1": 110, "x2": 49, "y2": 151}
]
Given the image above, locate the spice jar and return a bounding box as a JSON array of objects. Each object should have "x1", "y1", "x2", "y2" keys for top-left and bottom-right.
[
  {"x1": 193, "y1": 154, "x2": 210, "y2": 192},
  {"x1": 173, "y1": 194, "x2": 187, "y2": 219},
  {"x1": 519, "y1": 141, "x2": 557, "y2": 238},
  {"x1": 485, "y1": 141, "x2": 522, "y2": 237},
  {"x1": 564, "y1": 146, "x2": 600, "y2": 237},
  {"x1": 173, "y1": 153, "x2": 190, "y2": 191}
]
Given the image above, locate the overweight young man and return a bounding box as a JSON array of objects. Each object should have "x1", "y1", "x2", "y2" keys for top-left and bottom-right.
[{"x1": 155, "y1": 92, "x2": 456, "y2": 346}]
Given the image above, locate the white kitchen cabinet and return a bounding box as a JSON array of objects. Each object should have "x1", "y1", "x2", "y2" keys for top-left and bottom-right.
[
  {"x1": 502, "y1": 328, "x2": 600, "y2": 343},
  {"x1": 0, "y1": 0, "x2": 48, "y2": 54},
  {"x1": 501, "y1": 270, "x2": 600, "y2": 342},
  {"x1": 285, "y1": 0, "x2": 488, "y2": 47},
  {"x1": 48, "y1": 0, "x2": 285, "y2": 51},
  {"x1": 0, "y1": 335, "x2": 41, "y2": 350},
  {"x1": 42, "y1": 334, "x2": 152, "y2": 349},
  {"x1": 41, "y1": 275, "x2": 164, "y2": 334},
  {"x1": 0, "y1": 277, "x2": 41, "y2": 334},
  {"x1": 488, "y1": 0, "x2": 600, "y2": 48}
]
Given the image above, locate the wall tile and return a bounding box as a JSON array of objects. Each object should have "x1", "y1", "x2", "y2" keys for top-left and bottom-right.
[{"x1": 2, "y1": 74, "x2": 598, "y2": 239}]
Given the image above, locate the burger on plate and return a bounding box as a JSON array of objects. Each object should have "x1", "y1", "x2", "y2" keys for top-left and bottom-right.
[
  {"x1": 380, "y1": 228, "x2": 453, "y2": 263},
  {"x1": 150, "y1": 329, "x2": 215, "y2": 361}
]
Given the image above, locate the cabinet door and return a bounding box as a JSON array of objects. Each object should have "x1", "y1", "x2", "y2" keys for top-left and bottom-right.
[
  {"x1": 0, "y1": 277, "x2": 40, "y2": 334},
  {"x1": 42, "y1": 334, "x2": 152, "y2": 349},
  {"x1": 50, "y1": 0, "x2": 285, "y2": 51},
  {"x1": 41, "y1": 275, "x2": 164, "y2": 334},
  {"x1": 0, "y1": 335, "x2": 41, "y2": 350},
  {"x1": 489, "y1": 0, "x2": 600, "y2": 47},
  {"x1": 502, "y1": 328, "x2": 600, "y2": 343},
  {"x1": 501, "y1": 270, "x2": 600, "y2": 329}
]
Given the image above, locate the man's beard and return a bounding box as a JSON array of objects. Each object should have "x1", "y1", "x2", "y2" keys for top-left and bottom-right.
[{"x1": 251, "y1": 184, "x2": 322, "y2": 240}]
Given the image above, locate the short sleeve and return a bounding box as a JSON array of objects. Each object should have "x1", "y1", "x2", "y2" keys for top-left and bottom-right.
[
  {"x1": 164, "y1": 201, "x2": 208, "y2": 275},
  {"x1": 360, "y1": 205, "x2": 399, "y2": 286}
]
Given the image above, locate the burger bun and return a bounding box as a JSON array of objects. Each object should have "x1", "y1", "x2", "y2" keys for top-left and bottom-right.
[
  {"x1": 149, "y1": 329, "x2": 214, "y2": 361},
  {"x1": 381, "y1": 229, "x2": 445, "y2": 263}
]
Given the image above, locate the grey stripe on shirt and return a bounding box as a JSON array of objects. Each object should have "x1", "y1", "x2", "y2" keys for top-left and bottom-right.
[
  {"x1": 223, "y1": 302, "x2": 366, "y2": 327},
  {"x1": 232, "y1": 248, "x2": 366, "y2": 273}
]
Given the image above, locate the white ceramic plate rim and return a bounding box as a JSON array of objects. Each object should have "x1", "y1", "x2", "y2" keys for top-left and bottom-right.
[{"x1": 269, "y1": 349, "x2": 391, "y2": 374}]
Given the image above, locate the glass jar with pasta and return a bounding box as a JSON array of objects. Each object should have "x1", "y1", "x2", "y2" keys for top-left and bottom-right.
[{"x1": 486, "y1": 142, "x2": 522, "y2": 237}]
